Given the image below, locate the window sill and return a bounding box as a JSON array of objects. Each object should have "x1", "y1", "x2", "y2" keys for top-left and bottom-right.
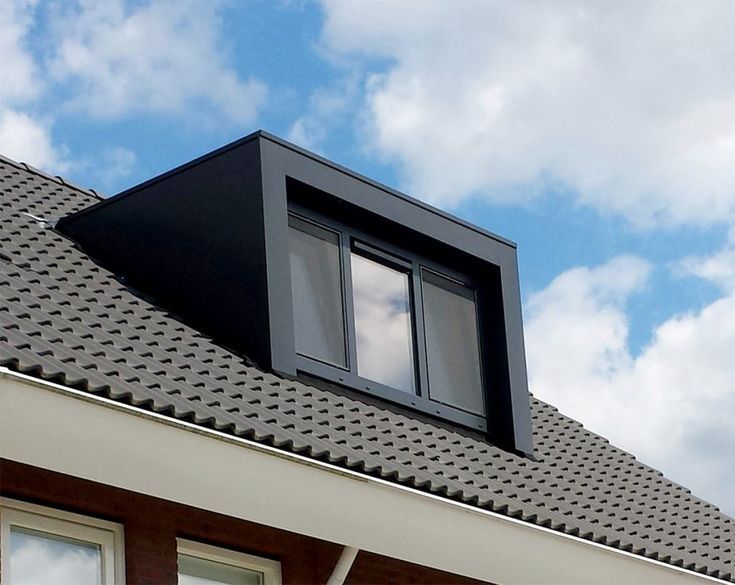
[{"x1": 294, "y1": 355, "x2": 487, "y2": 432}]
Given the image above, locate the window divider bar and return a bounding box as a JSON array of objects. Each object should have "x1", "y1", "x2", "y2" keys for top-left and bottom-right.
[
  {"x1": 411, "y1": 264, "x2": 430, "y2": 400},
  {"x1": 342, "y1": 235, "x2": 359, "y2": 377}
]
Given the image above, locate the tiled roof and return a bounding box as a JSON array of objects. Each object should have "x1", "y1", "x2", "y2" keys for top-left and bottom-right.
[{"x1": 1, "y1": 155, "x2": 733, "y2": 582}]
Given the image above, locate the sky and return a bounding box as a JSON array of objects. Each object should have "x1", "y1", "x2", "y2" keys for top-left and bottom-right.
[{"x1": 1, "y1": 0, "x2": 733, "y2": 515}]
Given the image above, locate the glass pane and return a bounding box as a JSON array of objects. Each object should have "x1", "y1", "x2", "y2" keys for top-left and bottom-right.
[
  {"x1": 178, "y1": 554, "x2": 264, "y2": 585},
  {"x1": 422, "y1": 271, "x2": 484, "y2": 415},
  {"x1": 351, "y1": 252, "x2": 416, "y2": 393},
  {"x1": 10, "y1": 525, "x2": 102, "y2": 585},
  {"x1": 288, "y1": 216, "x2": 347, "y2": 367}
]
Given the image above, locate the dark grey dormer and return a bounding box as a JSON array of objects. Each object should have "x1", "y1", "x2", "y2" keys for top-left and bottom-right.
[{"x1": 57, "y1": 131, "x2": 533, "y2": 455}]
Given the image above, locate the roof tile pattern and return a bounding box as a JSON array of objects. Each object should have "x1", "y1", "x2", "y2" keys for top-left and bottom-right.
[{"x1": 1, "y1": 157, "x2": 733, "y2": 582}]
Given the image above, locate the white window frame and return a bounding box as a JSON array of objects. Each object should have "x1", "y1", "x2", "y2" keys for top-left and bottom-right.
[
  {"x1": 177, "y1": 538, "x2": 282, "y2": 585},
  {"x1": 0, "y1": 497, "x2": 125, "y2": 585}
]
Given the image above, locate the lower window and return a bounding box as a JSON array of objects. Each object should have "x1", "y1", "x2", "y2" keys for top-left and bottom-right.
[
  {"x1": 177, "y1": 539, "x2": 281, "y2": 585},
  {"x1": 0, "y1": 497, "x2": 125, "y2": 585}
]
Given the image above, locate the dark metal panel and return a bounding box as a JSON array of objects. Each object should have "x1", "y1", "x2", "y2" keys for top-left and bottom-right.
[
  {"x1": 259, "y1": 138, "x2": 295, "y2": 375},
  {"x1": 261, "y1": 135, "x2": 515, "y2": 264},
  {"x1": 477, "y1": 254, "x2": 533, "y2": 455},
  {"x1": 56, "y1": 138, "x2": 271, "y2": 368},
  {"x1": 499, "y1": 251, "x2": 534, "y2": 455},
  {"x1": 257, "y1": 130, "x2": 517, "y2": 249}
]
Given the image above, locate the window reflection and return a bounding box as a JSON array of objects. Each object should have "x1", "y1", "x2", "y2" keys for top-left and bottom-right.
[
  {"x1": 178, "y1": 554, "x2": 264, "y2": 585},
  {"x1": 10, "y1": 526, "x2": 102, "y2": 585},
  {"x1": 351, "y1": 252, "x2": 416, "y2": 393},
  {"x1": 288, "y1": 216, "x2": 347, "y2": 368},
  {"x1": 422, "y1": 270, "x2": 484, "y2": 415}
]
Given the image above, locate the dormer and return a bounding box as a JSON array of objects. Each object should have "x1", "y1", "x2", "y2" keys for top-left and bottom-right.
[{"x1": 57, "y1": 131, "x2": 533, "y2": 456}]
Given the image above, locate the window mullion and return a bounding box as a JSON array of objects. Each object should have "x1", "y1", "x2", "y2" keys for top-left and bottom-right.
[
  {"x1": 341, "y1": 231, "x2": 359, "y2": 376},
  {"x1": 412, "y1": 262, "x2": 430, "y2": 399}
]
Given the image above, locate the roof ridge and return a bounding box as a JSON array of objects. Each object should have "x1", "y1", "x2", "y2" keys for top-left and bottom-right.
[{"x1": 0, "y1": 152, "x2": 105, "y2": 202}]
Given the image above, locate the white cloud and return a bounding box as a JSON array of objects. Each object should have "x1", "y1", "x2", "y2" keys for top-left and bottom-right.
[
  {"x1": 287, "y1": 75, "x2": 360, "y2": 153},
  {"x1": 351, "y1": 253, "x2": 416, "y2": 392},
  {"x1": 95, "y1": 146, "x2": 136, "y2": 190},
  {"x1": 321, "y1": 1, "x2": 735, "y2": 227},
  {"x1": 0, "y1": 110, "x2": 65, "y2": 171},
  {"x1": 525, "y1": 254, "x2": 735, "y2": 514},
  {"x1": 0, "y1": 1, "x2": 65, "y2": 171},
  {"x1": 678, "y1": 227, "x2": 735, "y2": 292},
  {"x1": 49, "y1": 0, "x2": 267, "y2": 124},
  {"x1": 10, "y1": 535, "x2": 100, "y2": 585},
  {"x1": 0, "y1": 0, "x2": 42, "y2": 105}
]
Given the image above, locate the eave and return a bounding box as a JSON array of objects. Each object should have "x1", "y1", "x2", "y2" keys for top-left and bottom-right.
[{"x1": 0, "y1": 368, "x2": 726, "y2": 585}]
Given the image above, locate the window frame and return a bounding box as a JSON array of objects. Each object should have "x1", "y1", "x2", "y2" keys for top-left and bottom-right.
[
  {"x1": 420, "y1": 266, "x2": 487, "y2": 417},
  {"x1": 177, "y1": 538, "x2": 282, "y2": 585},
  {"x1": 287, "y1": 213, "x2": 350, "y2": 369},
  {"x1": 0, "y1": 497, "x2": 125, "y2": 585},
  {"x1": 288, "y1": 202, "x2": 489, "y2": 431}
]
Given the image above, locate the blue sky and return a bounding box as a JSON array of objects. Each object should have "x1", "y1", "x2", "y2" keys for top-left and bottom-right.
[{"x1": 1, "y1": 0, "x2": 733, "y2": 514}]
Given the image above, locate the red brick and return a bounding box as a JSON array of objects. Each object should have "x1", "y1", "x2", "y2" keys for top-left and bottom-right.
[{"x1": 0, "y1": 459, "x2": 487, "y2": 584}]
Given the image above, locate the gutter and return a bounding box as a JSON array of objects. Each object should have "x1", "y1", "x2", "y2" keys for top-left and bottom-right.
[{"x1": 0, "y1": 367, "x2": 728, "y2": 585}]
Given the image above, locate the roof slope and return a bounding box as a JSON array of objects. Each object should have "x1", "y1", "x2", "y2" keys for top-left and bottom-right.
[{"x1": 0, "y1": 156, "x2": 732, "y2": 582}]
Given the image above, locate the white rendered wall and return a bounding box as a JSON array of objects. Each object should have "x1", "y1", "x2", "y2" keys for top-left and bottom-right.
[{"x1": 0, "y1": 370, "x2": 725, "y2": 585}]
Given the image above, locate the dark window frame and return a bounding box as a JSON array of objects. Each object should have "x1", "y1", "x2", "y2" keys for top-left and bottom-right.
[
  {"x1": 288, "y1": 202, "x2": 489, "y2": 431},
  {"x1": 420, "y1": 267, "x2": 486, "y2": 416},
  {"x1": 287, "y1": 214, "x2": 349, "y2": 370}
]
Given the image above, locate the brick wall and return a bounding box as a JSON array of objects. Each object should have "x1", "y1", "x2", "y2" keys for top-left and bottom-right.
[{"x1": 1, "y1": 460, "x2": 487, "y2": 585}]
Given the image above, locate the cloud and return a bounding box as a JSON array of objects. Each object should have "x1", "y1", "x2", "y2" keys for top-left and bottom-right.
[
  {"x1": 287, "y1": 75, "x2": 361, "y2": 153},
  {"x1": 351, "y1": 253, "x2": 416, "y2": 393},
  {"x1": 0, "y1": 0, "x2": 42, "y2": 105},
  {"x1": 48, "y1": 0, "x2": 267, "y2": 124},
  {"x1": 0, "y1": 110, "x2": 65, "y2": 171},
  {"x1": 320, "y1": 1, "x2": 735, "y2": 227},
  {"x1": 678, "y1": 227, "x2": 735, "y2": 292},
  {"x1": 0, "y1": 0, "x2": 65, "y2": 171},
  {"x1": 10, "y1": 533, "x2": 100, "y2": 585},
  {"x1": 91, "y1": 146, "x2": 137, "y2": 191},
  {"x1": 525, "y1": 254, "x2": 735, "y2": 514}
]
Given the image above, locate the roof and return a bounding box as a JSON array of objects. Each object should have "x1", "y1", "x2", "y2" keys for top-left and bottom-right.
[
  {"x1": 0, "y1": 155, "x2": 732, "y2": 582},
  {"x1": 52, "y1": 131, "x2": 532, "y2": 452}
]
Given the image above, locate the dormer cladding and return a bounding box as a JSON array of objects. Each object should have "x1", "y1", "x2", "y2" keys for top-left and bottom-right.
[{"x1": 56, "y1": 131, "x2": 533, "y2": 454}]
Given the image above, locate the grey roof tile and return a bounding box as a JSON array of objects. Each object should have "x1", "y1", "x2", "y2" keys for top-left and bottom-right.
[{"x1": 1, "y1": 156, "x2": 733, "y2": 581}]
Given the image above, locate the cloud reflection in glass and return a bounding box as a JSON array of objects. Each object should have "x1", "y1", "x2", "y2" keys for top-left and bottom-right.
[
  {"x1": 351, "y1": 252, "x2": 416, "y2": 393},
  {"x1": 10, "y1": 526, "x2": 101, "y2": 585}
]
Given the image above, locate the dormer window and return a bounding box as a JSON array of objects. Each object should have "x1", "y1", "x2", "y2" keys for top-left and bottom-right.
[
  {"x1": 351, "y1": 248, "x2": 415, "y2": 393},
  {"x1": 56, "y1": 131, "x2": 533, "y2": 455},
  {"x1": 421, "y1": 270, "x2": 484, "y2": 415},
  {"x1": 288, "y1": 211, "x2": 487, "y2": 428},
  {"x1": 288, "y1": 215, "x2": 347, "y2": 368}
]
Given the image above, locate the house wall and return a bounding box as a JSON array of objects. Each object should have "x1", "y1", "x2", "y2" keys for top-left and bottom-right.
[
  {"x1": 0, "y1": 459, "x2": 486, "y2": 585},
  {"x1": 2, "y1": 372, "x2": 723, "y2": 585}
]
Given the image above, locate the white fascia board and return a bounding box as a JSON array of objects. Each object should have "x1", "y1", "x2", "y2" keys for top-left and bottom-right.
[{"x1": 0, "y1": 369, "x2": 725, "y2": 585}]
